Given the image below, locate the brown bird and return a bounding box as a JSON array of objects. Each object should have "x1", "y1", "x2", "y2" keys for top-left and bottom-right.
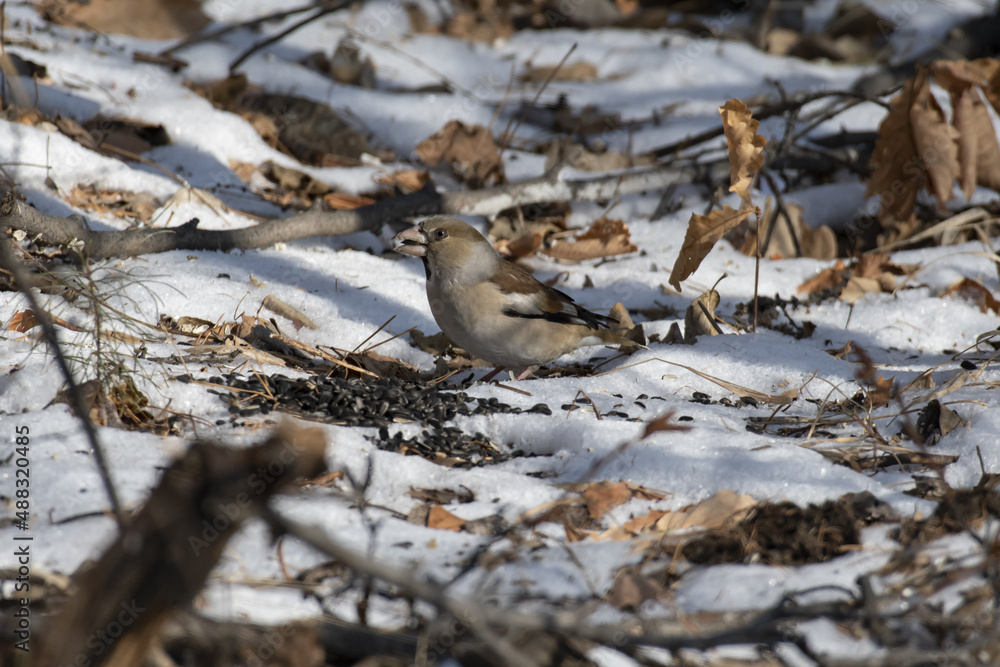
[{"x1": 393, "y1": 216, "x2": 632, "y2": 379}]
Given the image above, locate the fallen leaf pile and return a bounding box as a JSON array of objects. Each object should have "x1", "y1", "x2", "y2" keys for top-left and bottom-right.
[
  {"x1": 190, "y1": 74, "x2": 376, "y2": 167},
  {"x1": 797, "y1": 254, "x2": 916, "y2": 302},
  {"x1": 64, "y1": 185, "x2": 160, "y2": 225},
  {"x1": 230, "y1": 161, "x2": 377, "y2": 211},
  {"x1": 868, "y1": 58, "x2": 1000, "y2": 237},
  {"x1": 415, "y1": 120, "x2": 505, "y2": 189}
]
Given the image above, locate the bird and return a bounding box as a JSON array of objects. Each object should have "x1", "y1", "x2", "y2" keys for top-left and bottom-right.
[{"x1": 393, "y1": 216, "x2": 633, "y2": 380}]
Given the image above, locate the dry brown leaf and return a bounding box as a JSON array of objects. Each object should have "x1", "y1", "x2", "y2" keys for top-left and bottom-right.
[
  {"x1": 241, "y1": 111, "x2": 281, "y2": 147},
  {"x1": 870, "y1": 376, "x2": 895, "y2": 409},
  {"x1": 563, "y1": 519, "x2": 594, "y2": 543},
  {"x1": 376, "y1": 169, "x2": 429, "y2": 193},
  {"x1": 79, "y1": 116, "x2": 170, "y2": 156},
  {"x1": 540, "y1": 218, "x2": 637, "y2": 262},
  {"x1": 544, "y1": 138, "x2": 652, "y2": 172},
  {"x1": 641, "y1": 410, "x2": 690, "y2": 438},
  {"x1": 854, "y1": 254, "x2": 911, "y2": 279},
  {"x1": 416, "y1": 120, "x2": 504, "y2": 189},
  {"x1": 750, "y1": 199, "x2": 837, "y2": 260},
  {"x1": 940, "y1": 277, "x2": 1000, "y2": 314},
  {"x1": 615, "y1": 0, "x2": 640, "y2": 16},
  {"x1": 765, "y1": 28, "x2": 801, "y2": 56},
  {"x1": 654, "y1": 490, "x2": 756, "y2": 533},
  {"x1": 935, "y1": 62, "x2": 1000, "y2": 197},
  {"x1": 798, "y1": 256, "x2": 913, "y2": 298},
  {"x1": 268, "y1": 163, "x2": 329, "y2": 196},
  {"x1": 322, "y1": 193, "x2": 376, "y2": 210},
  {"x1": 230, "y1": 161, "x2": 260, "y2": 185},
  {"x1": 521, "y1": 61, "x2": 598, "y2": 83},
  {"x1": 870, "y1": 59, "x2": 1000, "y2": 228},
  {"x1": 427, "y1": 505, "x2": 466, "y2": 531},
  {"x1": 797, "y1": 260, "x2": 847, "y2": 295},
  {"x1": 840, "y1": 276, "x2": 883, "y2": 304},
  {"x1": 7, "y1": 309, "x2": 39, "y2": 333},
  {"x1": 581, "y1": 481, "x2": 634, "y2": 521},
  {"x1": 867, "y1": 73, "x2": 926, "y2": 223},
  {"x1": 50, "y1": 0, "x2": 210, "y2": 39},
  {"x1": 494, "y1": 232, "x2": 542, "y2": 259},
  {"x1": 669, "y1": 205, "x2": 754, "y2": 291},
  {"x1": 608, "y1": 301, "x2": 645, "y2": 346},
  {"x1": 719, "y1": 99, "x2": 767, "y2": 206},
  {"x1": 65, "y1": 185, "x2": 160, "y2": 224},
  {"x1": 608, "y1": 572, "x2": 667, "y2": 611},
  {"x1": 683, "y1": 288, "x2": 720, "y2": 344},
  {"x1": 911, "y1": 76, "x2": 961, "y2": 208},
  {"x1": 623, "y1": 509, "x2": 669, "y2": 534}
]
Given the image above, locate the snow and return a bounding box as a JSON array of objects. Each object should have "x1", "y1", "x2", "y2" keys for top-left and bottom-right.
[{"x1": 1, "y1": 0, "x2": 999, "y2": 662}]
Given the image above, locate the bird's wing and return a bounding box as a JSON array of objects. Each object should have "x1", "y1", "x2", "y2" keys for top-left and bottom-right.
[{"x1": 490, "y1": 259, "x2": 616, "y2": 329}]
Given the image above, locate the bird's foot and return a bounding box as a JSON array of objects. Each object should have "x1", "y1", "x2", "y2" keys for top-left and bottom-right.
[{"x1": 479, "y1": 366, "x2": 506, "y2": 383}]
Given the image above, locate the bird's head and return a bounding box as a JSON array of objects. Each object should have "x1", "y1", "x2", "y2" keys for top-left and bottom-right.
[{"x1": 393, "y1": 217, "x2": 497, "y2": 282}]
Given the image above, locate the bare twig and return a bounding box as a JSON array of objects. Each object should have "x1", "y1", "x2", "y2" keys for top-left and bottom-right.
[
  {"x1": 229, "y1": 1, "x2": 352, "y2": 73},
  {"x1": 161, "y1": 1, "x2": 339, "y2": 57},
  {"x1": 497, "y1": 42, "x2": 577, "y2": 161},
  {"x1": 0, "y1": 239, "x2": 125, "y2": 526},
  {"x1": 649, "y1": 89, "x2": 893, "y2": 160}
]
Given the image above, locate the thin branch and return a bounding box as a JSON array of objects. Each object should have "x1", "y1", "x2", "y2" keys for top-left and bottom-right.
[
  {"x1": 0, "y1": 238, "x2": 125, "y2": 527},
  {"x1": 497, "y1": 42, "x2": 577, "y2": 161},
  {"x1": 229, "y1": 1, "x2": 352, "y2": 73},
  {"x1": 161, "y1": 0, "x2": 346, "y2": 58},
  {"x1": 649, "y1": 89, "x2": 893, "y2": 160}
]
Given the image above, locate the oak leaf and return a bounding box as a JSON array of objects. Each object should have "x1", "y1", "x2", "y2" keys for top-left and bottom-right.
[
  {"x1": 867, "y1": 72, "x2": 926, "y2": 223},
  {"x1": 683, "y1": 288, "x2": 721, "y2": 344},
  {"x1": 749, "y1": 199, "x2": 837, "y2": 260},
  {"x1": 427, "y1": 505, "x2": 466, "y2": 531},
  {"x1": 416, "y1": 120, "x2": 504, "y2": 189},
  {"x1": 7, "y1": 309, "x2": 39, "y2": 333},
  {"x1": 641, "y1": 410, "x2": 690, "y2": 438},
  {"x1": 940, "y1": 277, "x2": 1000, "y2": 314},
  {"x1": 910, "y1": 74, "x2": 960, "y2": 208},
  {"x1": 654, "y1": 490, "x2": 755, "y2": 532},
  {"x1": 581, "y1": 481, "x2": 635, "y2": 521},
  {"x1": 540, "y1": 217, "x2": 637, "y2": 262},
  {"x1": 668, "y1": 204, "x2": 754, "y2": 291},
  {"x1": 719, "y1": 99, "x2": 767, "y2": 205},
  {"x1": 869, "y1": 59, "x2": 1000, "y2": 227}
]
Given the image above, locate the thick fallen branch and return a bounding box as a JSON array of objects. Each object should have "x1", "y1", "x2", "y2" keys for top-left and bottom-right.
[
  {"x1": 34, "y1": 425, "x2": 327, "y2": 667},
  {"x1": 1, "y1": 164, "x2": 700, "y2": 260}
]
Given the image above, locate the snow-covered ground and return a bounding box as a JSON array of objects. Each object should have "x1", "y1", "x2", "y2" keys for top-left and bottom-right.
[{"x1": 1, "y1": 0, "x2": 999, "y2": 663}]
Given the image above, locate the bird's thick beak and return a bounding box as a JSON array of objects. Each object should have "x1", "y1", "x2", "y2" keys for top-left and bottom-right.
[{"x1": 392, "y1": 225, "x2": 428, "y2": 257}]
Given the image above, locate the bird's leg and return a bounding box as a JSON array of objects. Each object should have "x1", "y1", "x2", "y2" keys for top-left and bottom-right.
[
  {"x1": 479, "y1": 366, "x2": 506, "y2": 383},
  {"x1": 514, "y1": 365, "x2": 538, "y2": 381}
]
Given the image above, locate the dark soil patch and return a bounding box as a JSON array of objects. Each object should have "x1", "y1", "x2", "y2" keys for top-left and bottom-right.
[{"x1": 681, "y1": 491, "x2": 896, "y2": 566}]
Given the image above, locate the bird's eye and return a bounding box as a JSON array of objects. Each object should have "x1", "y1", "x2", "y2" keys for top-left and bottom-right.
[{"x1": 434, "y1": 228, "x2": 448, "y2": 240}]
